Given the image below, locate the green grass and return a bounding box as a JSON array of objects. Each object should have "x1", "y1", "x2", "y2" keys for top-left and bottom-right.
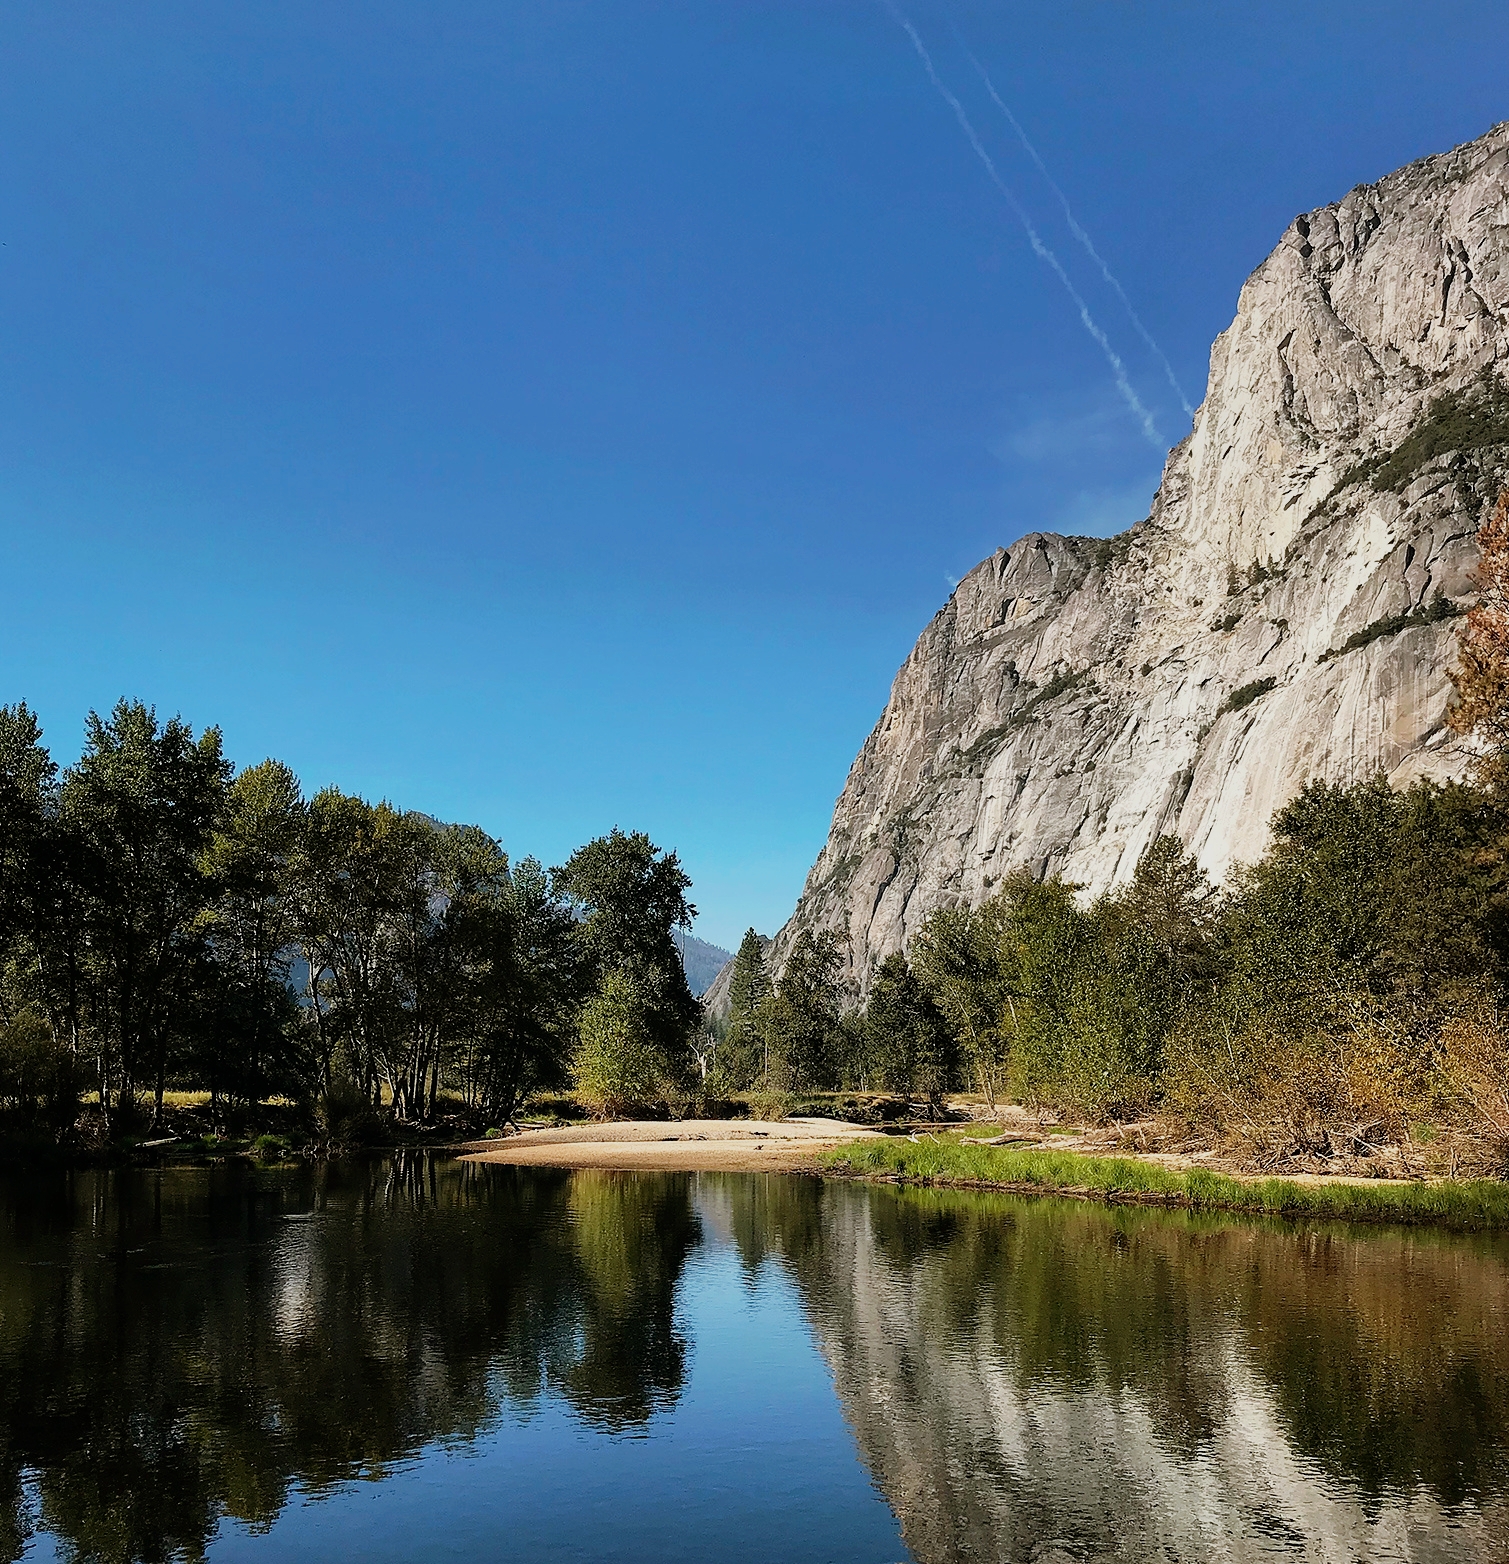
[{"x1": 820, "y1": 1136, "x2": 1509, "y2": 1230}]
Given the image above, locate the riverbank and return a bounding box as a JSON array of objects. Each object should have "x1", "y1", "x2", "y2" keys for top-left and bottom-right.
[
  {"x1": 460, "y1": 1117, "x2": 887, "y2": 1172},
  {"x1": 819, "y1": 1136, "x2": 1509, "y2": 1229}
]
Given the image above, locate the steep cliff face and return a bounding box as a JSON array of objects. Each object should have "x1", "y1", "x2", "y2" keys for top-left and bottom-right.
[{"x1": 778, "y1": 121, "x2": 1509, "y2": 994}]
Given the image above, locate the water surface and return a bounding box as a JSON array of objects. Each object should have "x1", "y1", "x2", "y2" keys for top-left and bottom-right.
[{"x1": 0, "y1": 1159, "x2": 1506, "y2": 1562}]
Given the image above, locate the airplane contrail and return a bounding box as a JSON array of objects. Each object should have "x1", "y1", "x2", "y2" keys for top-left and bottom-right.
[
  {"x1": 965, "y1": 50, "x2": 1195, "y2": 417},
  {"x1": 885, "y1": 5, "x2": 1163, "y2": 448}
]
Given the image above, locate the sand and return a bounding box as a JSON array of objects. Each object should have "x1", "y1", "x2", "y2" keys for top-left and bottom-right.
[{"x1": 459, "y1": 1117, "x2": 887, "y2": 1173}]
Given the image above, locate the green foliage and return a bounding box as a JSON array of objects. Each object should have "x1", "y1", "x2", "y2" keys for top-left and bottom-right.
[
  {"x1": 756, "y1": 929, "x2": 846, "y2": 1092},
  {"x1": 822, "y1": 1137, "x2": 1509, "y2": 1229},
  {"x1": 1220, "y1": 677, "x2": 1277, "y2": 714},
  {"x1": 727, "y1": 928, "x2": 770, "y2": 1020},
  {"x1": 573, "y1": 970, "x2": 668, "y2": 1114},
  {"x1": 555, "y1": 828, "x2": 700, "y2": 1079},
  {"x1": 0, "y1": 1010, "x2": 75, "y2": 1117},
  {"x1": 1092, "y1": 531, "x2": 1132, "y2": 570},
  {"x1": 911, "y1": 903, "x2": 1008, "y2": 1102},
  {"x1": 1368, "y1": 372, "x2": 1509, "y2": 493},
  {"x1": 0, "y1": 697, "x2": 680, "y2": 1139},
  {"x1": 862, "y1": 953, "x2": 957, "y2": 1107},
  {"x1": 1316, "y1": 590, "x2": 1459, "y2": 663},
  {"x1": 715, "y1": 928, "x2": 771, "y2": 1091},
  {"x1": 1007, "y1": 666, "x2": 1091, "y2": 728}
]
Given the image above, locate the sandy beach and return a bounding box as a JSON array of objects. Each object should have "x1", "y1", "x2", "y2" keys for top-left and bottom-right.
[{"x1": 460, "y1": 1117, "x2": 888, "y2": 1173}]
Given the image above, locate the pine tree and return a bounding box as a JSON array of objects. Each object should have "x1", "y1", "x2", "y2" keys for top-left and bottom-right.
[{"x1": 727, "y1": 928, "x2": 770, "y2": 1024}]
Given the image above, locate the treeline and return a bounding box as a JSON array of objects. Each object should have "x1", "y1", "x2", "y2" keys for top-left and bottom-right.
[
  {"x1": 0, "y1": 699, "x2": 700, "y2": 1136},
  {"x1": 715, "y1": 787, "x2": 1509, "y2": 1147},
  {"x1": 716, "y1": 494, "x2": 1509, "y2": 1165}
]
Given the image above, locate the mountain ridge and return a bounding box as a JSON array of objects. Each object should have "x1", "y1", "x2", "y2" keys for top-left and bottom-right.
[{"x1": 772, "y1": 120, "x2": 1509, "y2": 996}]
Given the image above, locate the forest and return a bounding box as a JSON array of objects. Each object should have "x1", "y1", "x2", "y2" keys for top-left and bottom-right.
[
  {"x1": 0, "y1": 699, "x2": 699, "y2": 1145},
  {"x1": 6, "y1": 494, "x2": 1509, "y2": 1169}
]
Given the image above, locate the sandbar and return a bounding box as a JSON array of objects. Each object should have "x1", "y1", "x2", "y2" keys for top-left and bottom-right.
[{"x1": 459, "y1": 1117, "x2": 887, "y2": 1173}]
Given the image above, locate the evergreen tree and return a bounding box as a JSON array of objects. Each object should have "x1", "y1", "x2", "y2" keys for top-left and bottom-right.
[
  {"x1": 728, "y1": 929, "x2": 770, "y2": 1023},
  {"x1": 762, "y1": 929, "x2": 844, "y2": 1092},
  {"x1": 714, "y1": 928, "x2": 770, "y2": 1090},
  {"x1": 863, "y1": 952, "x2": 956, "y2": 1110}
]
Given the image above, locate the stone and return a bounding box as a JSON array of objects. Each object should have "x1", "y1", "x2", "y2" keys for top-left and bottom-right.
[{"x1": 772, "y1": 121, "x2": 1509, "y2": 996}]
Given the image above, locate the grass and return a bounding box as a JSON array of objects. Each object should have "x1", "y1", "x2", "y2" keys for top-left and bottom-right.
[{"x1": 820, "y1": 1136, "x2": 1509, "y2": 1230}]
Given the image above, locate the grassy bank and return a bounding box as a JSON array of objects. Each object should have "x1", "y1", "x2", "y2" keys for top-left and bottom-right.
[{"x1": 821, "y1": 1135, "x2": 1509, "y2": 1230}]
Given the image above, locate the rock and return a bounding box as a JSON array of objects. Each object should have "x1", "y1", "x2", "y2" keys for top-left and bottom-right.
[{"x1": 775, "y1": 121, "x2": 1509, "y2": 994}]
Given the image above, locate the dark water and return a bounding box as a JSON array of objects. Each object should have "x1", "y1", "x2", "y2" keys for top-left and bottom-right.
[{"x1": 1, "y1": 1162, "x2": 1507, "y2": 1563}]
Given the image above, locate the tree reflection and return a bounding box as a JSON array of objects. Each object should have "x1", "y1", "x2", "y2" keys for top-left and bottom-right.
[{"x1": 0, "y1": 1159, "x2": 700, "y2": 1563}]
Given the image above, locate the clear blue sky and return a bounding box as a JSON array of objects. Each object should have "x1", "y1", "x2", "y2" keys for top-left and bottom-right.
[{"x1": 3, "y1": 2, "x2": 1506, "y2": 949}]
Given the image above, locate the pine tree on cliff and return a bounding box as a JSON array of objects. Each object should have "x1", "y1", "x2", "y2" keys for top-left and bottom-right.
[{"x1": 1450, "y1": 489, "x2": 1509, "y2": 783}]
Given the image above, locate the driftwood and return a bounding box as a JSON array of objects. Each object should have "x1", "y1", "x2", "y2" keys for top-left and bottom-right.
[{"x1": 959, "y1": 1132, "x2": 1049, "y2": 1148}]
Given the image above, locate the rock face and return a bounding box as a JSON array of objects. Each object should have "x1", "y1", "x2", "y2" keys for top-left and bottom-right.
[
  {"x1": 672, "y1": 931, "x2": 733, "y2": 998},
  {"x1": 777, "y1": 121, "x2": 1509, "y2": 995}
]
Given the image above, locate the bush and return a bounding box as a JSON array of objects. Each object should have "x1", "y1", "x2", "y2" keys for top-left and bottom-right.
[
  {"x1": 573, "y1": 971, "x2": 670, "y2": 1116},
  {"x1": 1220, "y1": 677, "x2": 1277, "y2": 714},
  {"x1": 0, "y1": 1010, "x2": 77, "y2": 1120}
]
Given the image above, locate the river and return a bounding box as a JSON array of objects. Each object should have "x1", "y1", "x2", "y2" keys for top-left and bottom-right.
[{"x1": 0, "y1": 1158, "x2": 1504, "y2": 1562}]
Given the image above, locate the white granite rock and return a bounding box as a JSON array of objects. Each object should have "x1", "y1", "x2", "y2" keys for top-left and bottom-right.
[{"x1": 775, "y1": 122, "x2": 1509, "y2": 996}]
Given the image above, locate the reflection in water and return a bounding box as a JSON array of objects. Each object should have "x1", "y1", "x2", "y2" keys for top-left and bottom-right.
[
  {"x1": 0, "y1": 1159, "x2": 700, "y2": 1562},
  {"x1": 712, "y1": 1177, "x2": 1509, "y2": 1563},
  {"x1": 0, "y1": 1163, "x2": 1507, "y2": 1562}
]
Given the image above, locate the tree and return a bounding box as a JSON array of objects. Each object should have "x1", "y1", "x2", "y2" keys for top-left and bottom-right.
[
  {"x1": 195, "y1": 759, "x2": 306, "y2": 1108},
  {"x1": 728, "y1": 929, "x2": 771, "y2": 1022},
  {"x1": 863, "y1": 952, "x2": 957, "y2": 1110},
  {"x1": 0, "y1": 705, "x2": 53, "y2": 1022},
  {"x1": 761, "y1": 928, "x2": 844, "y2": 1092},
  {"x1": 1450, "y1": 489, "x2": 1509, "y2": 780},
  {"x1": 911, "y1": 904, "x2": 1007, "y2": 1104},
  {"x1": 448, "y1": 854, "x2": 588, "y2": 1126},
  {"x1": 556, "y1": 830, "x2": 700, "y2": 1092},
  {"x1": 574, "y1": 970, "x2": 666, "y2": 1115},
  {"x1": 715, "y1": 928, "x2": 770, "y2": 1090},
  {"x1": 62, "y1": 701, "x2": 232, "y2": 1125}
]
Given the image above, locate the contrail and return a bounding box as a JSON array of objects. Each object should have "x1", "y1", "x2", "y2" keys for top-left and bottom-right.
[
  {"x1": 885, "y1": 5, "x2": 1162, "y2": 448},
  {"x1": 965, "y1": 50, "x2": 1195, "y2": 417}
]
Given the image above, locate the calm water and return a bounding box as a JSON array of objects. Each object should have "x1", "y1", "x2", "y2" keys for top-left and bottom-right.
[{"x1": 0, "y1": 1161, "x2": 1506, "y2": 1563}]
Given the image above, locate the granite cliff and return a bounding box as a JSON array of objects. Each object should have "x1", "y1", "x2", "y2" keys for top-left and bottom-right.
[{"x1": 774, "y1": 120, "x2": 1509, "y2": 996}]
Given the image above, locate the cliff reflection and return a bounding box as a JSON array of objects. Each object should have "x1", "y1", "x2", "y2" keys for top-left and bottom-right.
[
  {"x1": 0, "y1": 1160, "x2": 700, "y2": 1563},
  {"x1": 4, "y1": 1162, "x2": 1509, "y2": 1564},
  {"x1": 711, "y1": 1175, "x2": 1509, "y2": 1563}
]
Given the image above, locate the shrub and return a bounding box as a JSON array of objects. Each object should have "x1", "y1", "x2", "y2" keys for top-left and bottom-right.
[
  {"x1": 573, "y1": 971, "x2": 669, "y2": 1116},
  {"x1": 1220, "y1": 677, "x2": 1277, "y2": 714}
]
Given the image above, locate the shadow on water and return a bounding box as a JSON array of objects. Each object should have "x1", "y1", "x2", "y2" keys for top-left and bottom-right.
[
  {"x1": 0, "y1": 1157, "x2": 701, "y2": 1562},
  {"x1": 705, "y1": 1175, "x2": 1509, "y2": 1563},
  {"x1": 1, "y1": 1161, "x2": 1509, "y2": 1562}
]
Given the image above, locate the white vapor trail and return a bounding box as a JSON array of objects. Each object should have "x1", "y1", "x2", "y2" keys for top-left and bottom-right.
[
  {"x1": 965, "y1": 50, "x2": 1195, "y2": 417},
  {"x1": 885, "y1": 4, "x2": 1162, "y2": 448}
]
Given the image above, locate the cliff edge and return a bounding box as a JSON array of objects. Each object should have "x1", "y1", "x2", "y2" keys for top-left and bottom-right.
[{"x1": 777, "y1": 122, "x2": 1509, "y2": 994}]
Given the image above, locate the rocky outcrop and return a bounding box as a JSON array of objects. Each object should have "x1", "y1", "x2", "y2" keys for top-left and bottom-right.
[{"x1": 778, "y1": 121, "x2": 1509, "y2": 993}]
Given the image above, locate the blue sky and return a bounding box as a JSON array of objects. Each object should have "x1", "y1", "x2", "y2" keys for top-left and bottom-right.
[{"x1": 3, "y1": 1, "x2": 1507, "y2": 949}]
